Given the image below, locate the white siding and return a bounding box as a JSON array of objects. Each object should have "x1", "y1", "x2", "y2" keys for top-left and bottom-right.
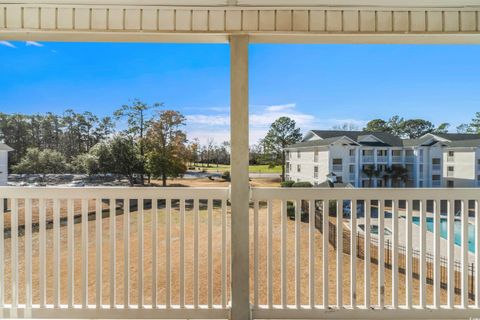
[{"x1": 0, "y1": 151, "x2": 8, "y2": 186}]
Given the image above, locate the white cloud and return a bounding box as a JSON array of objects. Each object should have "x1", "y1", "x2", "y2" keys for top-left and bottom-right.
[
  {"x1": 0, "y1": 41, "x2": 16, "y2": 48},
  {"x1": 26, "y1": 41, "x2": 44, "y2": 47},
  {"x1": 187, "y1": 114, "x2": 229, "y2": 126},
  {"x1": 264, "y1": 103, "x2": 296, "y2": 112}
]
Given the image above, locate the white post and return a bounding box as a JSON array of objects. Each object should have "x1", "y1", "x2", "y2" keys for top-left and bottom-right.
[{"x1": 230, "y1": 34, "x2": 251, "y2": 320}]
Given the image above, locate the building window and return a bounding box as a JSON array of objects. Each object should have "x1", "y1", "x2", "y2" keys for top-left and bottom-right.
[
  {"x1": 314, "y1": 166, "x2": 318, "y2": 179},
  {"x1": 286, "y1": 162, "x2": 290, "y2": 174},
  {"x1": 432, "y1": 175, "x2": 441, "y2": 180},
  {"x1": 297, "y1": 164, "x2": 301, "y2": 173},
  {"x1": 336, "y1": 176, "x2": 343, "y2": 183},
  {"x1": 447, "y1": 180, "x2": 454, "y2": 188},
  {"x1": 332, "y1": 158, "x2": 343, "y2": 171},
  {"x1": 297, "y1": 151, "x2": 301, "y2": 159},
  {"x1": 477, "y1": 174, "x2": 480, "y2": 181},
  {"x1": 447, "y1": 150, "x2": 454, "y2": 162},
  {"x1": 349, "y1": 149, "x2": 355, "y2": 156},
  {"x1": 447, "y1": 166, "x2": 454, "y2": 177}
]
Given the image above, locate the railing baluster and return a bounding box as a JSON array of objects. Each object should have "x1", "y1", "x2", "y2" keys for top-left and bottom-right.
[
  {"x1": 53, "y1": 198, "x2": 61, "y2": 308},
  {"x1": 405, "y1": 200, "x2": 412, "y2": 309},
  {"x1": 378, "y1": 200, "x2": 385, "y2": 308},
  {"x1": 221, "y1": 199, "x2": 227, "y2": 308},
  {"x1": 364, "y1": 200, "x2": 371, "y2": 309},
  {"x1": 295, "y1": 199, "x2": 301, "y2": 308},
  {"x1": 281, "y1": 200, "x2": 287, "y2": 308},
  {"x1": 138, "y1": 198, "x2": 144, "y2": 308},
  {"x1": 309, "y1": 199, "x2": 315, "y2": 309},
  {"x1": 67, "y1": 199, "x2": 74, "y2": 308},
  {"x1": 350, "y1": 199, "x2": 357, "y2": 309},
  {"x1": 193, "y1": 199, "x2": 199, "y2": 308},
  {"x1": 166, "y1": 198, "x2": 171, "y2": 308},
  {"x1": 123, "y1": 199, "x2": 130, "y2": 309},
  {"x1": 461, "y1": 199, "x2": 468, "y2": 308},
  {"x1": 0, "y1": 198, "x2": 4, "y2": 308},
  {"x1": 11, "y1": 198, "x2": 18, "y2": 312},
  {"x1": 39, "y1": 198, "x2": 46, "y2": 308},
  {"x1": 25, "y1": 198, "x2": 32, "y2": 310},
  {"x1": 419, "y1": 199, "x2": 427, "y2": 309},
  {"x1": 323, "y1": 199, "x2": 329, "y2": 308},
  {"x1": 151, "y1": 198, "x2": 157, "y2": 309},
  {"x1": 392, "y1": 200, "x2": 399, "y2": 308},
  {"x1": 448, "y1": 199, "x2": 455, "y2": 308},
  {"x1": 82, "y1": 198, "x2": 89, "y2": 308},
  {"x1": 208, "y1": 198, "x2": 213, "y2": 308},
  {"x1": 96, "y1": 198, "x2": 102, "y2": 308},
  {"x1": 109, "y1": 198, "x2": 116, "y2": 309},
  {"x1": 434, "y1": 199, "x2": 441, "y2": 308},
  {"x1": 334, "y1": 199, "x2": 342, "y2": 308},
  {"x1": 180, "y1": 199, "x2": 185, "y2": 308},
  {"x1": 267, "y1": 200, "x2": 273, "y2": 309},
  {"x1": 253, "y1": 200, "x2": 259, "y2": 308}
]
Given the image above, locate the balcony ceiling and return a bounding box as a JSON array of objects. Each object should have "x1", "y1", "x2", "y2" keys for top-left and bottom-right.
[{"x1": 3, "y1": 0, "x2": 480, "y2": 6}]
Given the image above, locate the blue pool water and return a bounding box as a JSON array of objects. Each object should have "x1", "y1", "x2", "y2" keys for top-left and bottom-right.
[{"x1": 412, "y1": 216, "x2": 476, "y2": 253}]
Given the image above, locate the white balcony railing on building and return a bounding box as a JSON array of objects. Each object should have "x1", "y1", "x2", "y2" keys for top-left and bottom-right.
[
  {"x1": 362, "y1": 156, "x2": 374, "y2": 163},
  {"x1": 447, "y1": 156, "x2": 455, "y2": 162},
  {"x1": 2, "y1": 187, "x2": 480, "y2": 319},
  {"x1": 405, "y1": 156, "x2": 414, "y2": 163},
  {"x1": 447, "y1": 171, "x2": 454, "y2": 177},
  {"x1": 349, "y1": 156, "x2": 355, "y2": 163},
  {"x1": 432, "y1": 164, "x2": 442, "y2": 171},
  {"x1": 349, "y1": 173, "x2": 356, "y2": 181},
  {"x1": 392, "y1": 156, "x2": 403, "y2": 163},
  {"x1": 377, "y1": 156, "x2": 388, "y2": 163}
]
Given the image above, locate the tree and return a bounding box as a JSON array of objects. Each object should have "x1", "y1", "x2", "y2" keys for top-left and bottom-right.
[
  {"x1": 262, "y1": 117, "x2": 302, "y2": 181},
  {"x1": 71, "y1": 153, "x2": 99, "y2": 175},
  {"x1": 108, "y1": 135, "x2": 143, "y2": 186},
  {"x1": 362, "y1": 165, "x2": 380, "y2": 188},
  {"x1": 363, "y1": 119, "x2": 390, "y2": 133},
  {"x1": 114, "y1": 99, "x2": 162, "y2": 184},
  {"x1": 145, "y1": 110, "x2": 188, "y2": 186},
  {"x1": 402, "y1": 119, "x2": 435, "y2": 138},
  {"x1": 332, "y1": 122, "x2": 359, "y2": 131},
  {"x1": 12, "y1": 148, "x2": 68, "y2": 179}
]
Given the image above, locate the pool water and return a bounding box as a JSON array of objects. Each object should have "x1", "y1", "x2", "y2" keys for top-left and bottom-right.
[{"x1": 411, "y1": 216, "x2": 476, "y2": 253}]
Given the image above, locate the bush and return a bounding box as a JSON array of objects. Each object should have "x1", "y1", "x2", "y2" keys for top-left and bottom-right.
[
  {"x1": 292, "y1": 181, "x2": 313, "y2": 188},
  {"x1": 280, "y1": 180, "x2": 295, "y2": 188},
  {"x1": 221, "y1": 171, "x2": 231, "y2": 181},
  {"x1": 287, "y1": 200, "x2": 310, "y2": 221}
]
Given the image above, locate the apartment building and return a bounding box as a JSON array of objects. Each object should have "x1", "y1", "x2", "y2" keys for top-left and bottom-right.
[
  {"x1": 285, "y1": 130, "x2": 480, "y2": 188},
  {"x1": 0, "y1": 143, "x2": 13, "y2": 186}
]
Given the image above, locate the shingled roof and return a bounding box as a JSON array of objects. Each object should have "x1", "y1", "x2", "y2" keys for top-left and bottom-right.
[{"x1": 287, "y1": 131, "x2": 480, "y2": 149}]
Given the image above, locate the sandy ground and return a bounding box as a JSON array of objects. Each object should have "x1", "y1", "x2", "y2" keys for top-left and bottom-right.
[{"x1": 1, "y1": 178, "x2": 469, "y2": 308}]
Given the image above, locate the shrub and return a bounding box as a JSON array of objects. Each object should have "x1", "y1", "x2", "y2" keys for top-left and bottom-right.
[
  {"x1": 221, "y1": 171, "x2": 231, "y2": 181},
  {"x1": 292, "y1": 181, "x2": 313, "y2": 188},
  {"x1": 287, "y1": 200, "x2": 310, "y2": 221},
  {"x1": 280, "y1": 180, "x2": 295, "y2": 188}
]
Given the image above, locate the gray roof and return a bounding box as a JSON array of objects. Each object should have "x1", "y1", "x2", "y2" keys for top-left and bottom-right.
[
  {"x1": 287, "y1": 130, "x2": 480, "y2": 149},
  {"x1": 0, "y1": 143, "x2": 13, "y2": 151}
]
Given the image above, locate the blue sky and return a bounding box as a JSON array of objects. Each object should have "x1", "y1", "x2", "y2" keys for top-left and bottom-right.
[{"x1": 1, "y1": 41, "x2": 479, "y2": 144}]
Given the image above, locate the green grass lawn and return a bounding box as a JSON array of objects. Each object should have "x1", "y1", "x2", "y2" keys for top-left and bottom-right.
[{"x1": 194, "y1": 164, "x2": 282, "y2": 174}]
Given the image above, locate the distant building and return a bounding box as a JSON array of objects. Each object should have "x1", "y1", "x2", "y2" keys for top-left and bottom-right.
[
  {"x1": 285, "y1": 130, "x2": 480, "y2": 188},
  {"x1": 0, "y1": 143, "x2": 13, "y2": 186}
]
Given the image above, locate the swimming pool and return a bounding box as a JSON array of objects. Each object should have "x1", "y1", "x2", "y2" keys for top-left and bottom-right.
[{"x1": 411, "y1": 216, "x2": 476, "y2": 253}]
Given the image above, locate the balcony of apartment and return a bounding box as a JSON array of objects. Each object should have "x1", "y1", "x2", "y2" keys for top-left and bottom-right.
[
  {"x1": 349, "y1": 173, "x2": 356, "y2": 181},
  {"x1": 362, "y1": 156, "x2": 374, "y2": 163},
  {"x1": 391, "y1": 156, "x2": 403, "y2": 163},
  {"x1": 432, "y1": 164, "x2": 442, "y2": 171},
  {"x1": 376, "y1": 156, "x2": 388, "y2": 163},
  {"x1": 404, "y1": 156, "x2": 415, "y2": 163},
  {"x1": 349, "y1": 156, "x2": 356, "y2": 163}
]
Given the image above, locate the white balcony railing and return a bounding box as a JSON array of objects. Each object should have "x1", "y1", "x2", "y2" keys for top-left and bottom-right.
[
  {"x1": 432, "y1": 180, "x2": 442, "y2": 187},
  {"x1": 392, "y1": 156, "x2": 403, "y2": 163},
  {"x1": 432, "y1": 164, "x2": 442, "y2": 171},
  {"x1": 1, "y1": 187, "x2": 480, "y2": 319},
  {"x1": 349, "y1": 156, "x2": 356, "y2": 163},
  {"x1": 362, "y1": 156, "x2": 374, "y2": 163},
  {"x1": 377, "y1": 156, "x2": 388, "y2": 163},
  {"x1": 405, "y1": 156, "x2": 414, "y2": 163}
]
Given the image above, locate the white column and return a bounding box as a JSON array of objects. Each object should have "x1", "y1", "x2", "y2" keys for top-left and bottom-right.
[{"x1": 230, "y1": 35, "x2": 251, "y2": 320}]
